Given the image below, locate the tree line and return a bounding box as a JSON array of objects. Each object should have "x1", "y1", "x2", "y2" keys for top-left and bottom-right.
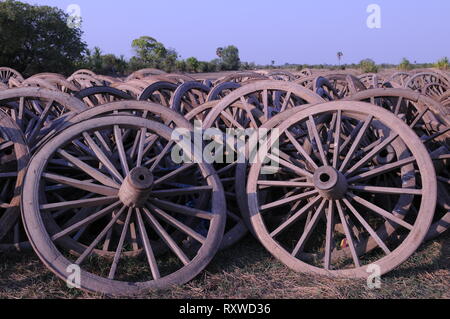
[{"x1": 0, "y1": 1, "x2": 448, "y2": 77}]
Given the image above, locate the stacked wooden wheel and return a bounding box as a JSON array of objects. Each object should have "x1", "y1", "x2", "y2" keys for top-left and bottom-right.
[{"x1": 0, "y1": 66, "x2": 448, "y2": 296}]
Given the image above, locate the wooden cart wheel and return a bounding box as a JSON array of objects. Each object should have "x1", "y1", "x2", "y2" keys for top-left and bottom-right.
[
  {"x1": 247, "y1": 101, "x2": 436, "y2": 277},
  {"x1": 184, "y1": 101, "x2": 260, "y2": 249},
  {"x1": 202, "y1": 81, "x2": 325, "y2": 244},
  {"x1": 346, "y1": 88, "x2": 450, "y2": 240},
  {"x1": 170, "y1": 81, "x2": 211, "y2": 115},
  {"x1": 358, "y1": 73, "x2": 386, "y2": 89},
  {"x1": 207, "y1": 82, "x2": 241, "y2": 101},
  {"x1": 75, "y1": 86, "x2": 133, "y2": 107},
  {"x1": 0, "y1": 67, "x2": 24, "y2": 85},
  {"x1": 266, "y1": 71, "x2": 296, "y2": 82},
  {"x1": 126, "y1": 68, "x2": 167, "y2": 81},
  {"x1": 21, "y1": 115, "x2": 226, "y2": 296},
  {"x1": 0, "y1": 88, "x2": 87, "y2": 152},
  {"x1": 38, "y1": 102, "x2": 195, "y2": 258},
  {"x1": 139, "y1": 81, "x2": 179, "y2": 107},
  {"x1": 214, "y1": 72, "x2": 268, "y2": 86},
  {"x1": 387, "y1": 72, "x2": 411, "y2": 88},
  {"x1": 0, "y1": 110, "x2": 30, "y2": 251},
  {"x1": 70, "y1": 69, "x2": 97, "y2": 78},
  {"x1": 405, "y1": 72, "x2": 450, "y2": 93}
]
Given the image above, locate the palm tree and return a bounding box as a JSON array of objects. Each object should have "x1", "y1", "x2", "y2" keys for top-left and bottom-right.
[
  {"x1": 337, "y1": 52, "x2": 344, "y2": 66},
  {"x1": 216, "y1": 47, "x2": 224, "y2": 58}
]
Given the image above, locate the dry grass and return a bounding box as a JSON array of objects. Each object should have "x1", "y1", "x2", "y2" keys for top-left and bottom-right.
[{"x1": 0, "y1": 232, "x2": 448, "y2": 299}]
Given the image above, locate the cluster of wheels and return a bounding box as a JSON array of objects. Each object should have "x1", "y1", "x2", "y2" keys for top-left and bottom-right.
[{"x1": 0, "y1": 67, "x2": 448, "y2": 296}]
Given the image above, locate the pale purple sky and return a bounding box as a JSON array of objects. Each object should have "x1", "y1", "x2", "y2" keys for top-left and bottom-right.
[{"x1": 24, "y1": 0, "x2": 450, "y2": 65}]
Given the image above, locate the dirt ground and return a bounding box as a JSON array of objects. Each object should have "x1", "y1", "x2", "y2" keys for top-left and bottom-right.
[{"x1": 0, "y1": 232, "x2": 448, "y2": 299}]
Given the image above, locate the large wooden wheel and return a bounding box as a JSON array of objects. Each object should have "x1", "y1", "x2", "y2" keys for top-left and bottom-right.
[
  {"x1": 0, "y1": 110, "x2": 30, "y2": 251},
  {"x1": 21, "y1": 115, "x2": 226, "y2": 296},
  {"x1": 247, "y1": 101, "x2": 436, "y2": 277},
  {"x1": 202, "y1": 81, "x2": 325, "y2": 242},
  {"x1": 0, "y1": 67, "x2": 24, "y2": 85}
]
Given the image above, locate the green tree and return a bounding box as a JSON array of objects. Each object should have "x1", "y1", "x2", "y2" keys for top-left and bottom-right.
[
  {"x1": 131, "y1": 36, "x2": 178, "y2": 71},
  {"x1": 221, "y1": 45, "x2": 241, "y2": 71},
  {"x1": 0, "y1": 0, "x2": 87, "y2": 76},
  {"x1": 186, "y1": 57, "x2": 200, "y2": 72},
  {"x1": 359, "y1": 59, "x2": 378, "y2": 73},
  {"x1": 399, "y1": 58, "x2": 412, "y2": 71}
]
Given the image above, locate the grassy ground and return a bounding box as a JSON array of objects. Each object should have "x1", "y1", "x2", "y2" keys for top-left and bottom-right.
[{"x1": 0, "y1": 232, "x2": 448, "y2": 299}]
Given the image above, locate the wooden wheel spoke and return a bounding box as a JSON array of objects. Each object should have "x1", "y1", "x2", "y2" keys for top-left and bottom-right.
[
  {"x1": 147, "y1": 203, "x2": 206, "y2": 244},
  {"x1": 108, "y1": 207, "x2": 133, "y2": 279},
  {"x1": 83, "y1": 132, "x2": 123, "y2": 182},
  {"x1": 43, "y1": 173, "x2": 118, "y2": 196},
  {"x1": 51, "y1": 201, "x2": 122, "y2": 241},
  {"x1": 150, "y1": 186, "x2": 212, "y2": 198},
  {"x1": 41, "y1": 195, "x2": 118, "y2": 212},
  {"x1": 342, "y1": 198, "x2": 391, "y2": 255},
  {"x1": 308, "y1": 115, "x2": 328, "y2": 166},
  {"x1": 266, "y1": 153, "x2": 313, "y2": 179},
  {"x1": 347, "y1": 156, "x2": 416, "y2": 183},
  {"x1": 324, "y1": 200, "x2": 334, "y2": 270},
  {"x1": 261, "y1": 189, "x2": 318, "y2": 212},
  {"x1": 136, "y1": 208, "x2": 160, "y2": 280},
  {"x1": 335, "y1": 200, "x2": 361, "y2": 267},
  {"x1": 292, "y1": 199, "x2": 327, "y2": 257},
  {"x1": 345, "y1": 133, "x2": 399, "y2": 176},
  {"x1": 153, "y1": 163, "x2": 196, "y2": 186},
  {"x1": 347, "y1": 193, "x2": 414, "y2": 230},
  {"x1": 142, "y1": 208, "x2": 190, "y2": 265},
  {"x1": 339, "y1": 115, "x2": 373, "y2": 172},
  {"x1": 57, "y1": 149, "x2": 121, "y2": 188},
  {"x1": 271, "y1": 195, "x2": 322, "y2": 237},
  {"x1": 349, "y1": 185, "x2": 422, "y2": 196},
  {"x1": 76, "y1": 205, "x2": 127, "y2": 265},
  {"x1": 114, "y1": 125, "x2": 130, "y2": 176},
  {"x1": 285, "y1": 130, "x2": 318, "y2": 170},
  {"x1": 151, "y1": 198, "x2": 213, "y2": 220}
]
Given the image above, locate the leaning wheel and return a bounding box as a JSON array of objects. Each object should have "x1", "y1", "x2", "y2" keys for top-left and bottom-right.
[
  {"x1": 21, "y1": 115, "x2": 226, "y2": 296},
  {"x1": 0, "y1": 110, "x2": 30, "y2": 251},
  {"x1": 0, "y1": 87, "x2": 86, "y2": 152},
  {"x1": 247, "y1": 101, "x2": 436, "y2": 277}
]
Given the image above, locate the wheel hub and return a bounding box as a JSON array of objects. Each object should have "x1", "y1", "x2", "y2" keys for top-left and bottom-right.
[
  {"x1": 313, "y1": 166, "x2": 348, "y2": 200},
  {"x1": 118, "y1": 167, "x2": 154, "y2": 208}
]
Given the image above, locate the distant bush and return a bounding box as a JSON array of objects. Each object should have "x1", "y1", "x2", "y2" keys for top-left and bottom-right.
[
  {"x1": 359, "y1": 59, "x2": 378, "y2": 73},
  {"x1": 435, "y1": 57, "x2": 449, "y2": 70}
]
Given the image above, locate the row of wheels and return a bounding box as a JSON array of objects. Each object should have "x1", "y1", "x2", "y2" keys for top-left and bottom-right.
[{"x1": 0, "y1": 67, "x2": 448, "y2": 296}]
